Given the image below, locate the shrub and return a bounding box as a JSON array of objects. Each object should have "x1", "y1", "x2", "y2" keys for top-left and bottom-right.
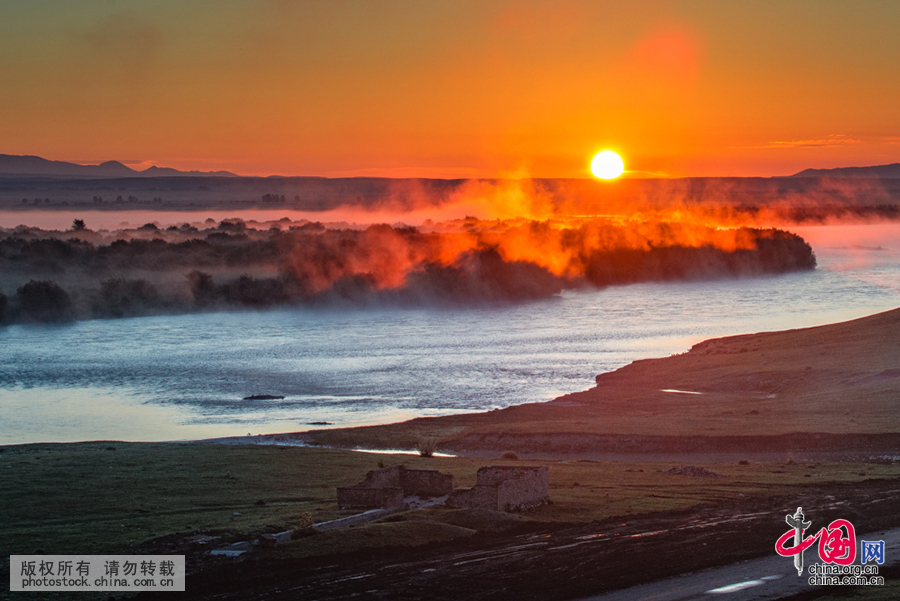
[
  {"x1": 96, "y1": 278, "x2": 159, "y2": 317},
  {"x1": 296, "y1": 512, "x2": 315, "y2": 529},
  {"x1": 291, "y1": 512, "x2": 317, "y2": 539},
  {"x1": 501, "y1": 451, "x2": 519, "y2": 460},
  {"x1": 416, "y1": 439, "x2": 438, "y2": 458},
  {"x1": 16, "y1": 280, "x2": 74, "y2": 322},
  {"x1": 219, "y1": 274, "x2": 288, "y2": 307},
  {"x1": 187, "y1": 271, "x2": 216, "y2": 306}
]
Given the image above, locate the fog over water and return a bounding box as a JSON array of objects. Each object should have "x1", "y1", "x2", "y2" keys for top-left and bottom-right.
[{"x1": 1, "y1": 223, "x2": 899, "y2": 445}]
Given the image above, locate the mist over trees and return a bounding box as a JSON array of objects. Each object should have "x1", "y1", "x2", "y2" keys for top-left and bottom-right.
[{"x1": 0, "y1": 217, "x2": 815, "y2": 324}]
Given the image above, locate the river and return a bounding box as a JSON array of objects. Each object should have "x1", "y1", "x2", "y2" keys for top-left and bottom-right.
[{"x1": 1, "y1": 223, "x2": 898, "y2": 444}]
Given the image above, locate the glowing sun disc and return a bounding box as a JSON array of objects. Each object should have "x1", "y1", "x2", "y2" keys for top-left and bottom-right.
[{"x1": 590, "y1": 151, "x2": 625, "y2": 179}]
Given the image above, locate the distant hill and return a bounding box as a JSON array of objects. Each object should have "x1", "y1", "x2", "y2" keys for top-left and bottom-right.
[
  {"x1": 0, "y1": 154, "x2": 237, "y2": 178},
  {"x1": 791, "y1": 163, "x2": 900, "y2": 178}
]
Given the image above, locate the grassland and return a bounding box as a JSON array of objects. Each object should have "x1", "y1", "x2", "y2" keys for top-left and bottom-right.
[
  {"x1": 3, "y1": 440, "x2": 900, "y2": 599},
  {"x1": 3, "y1": 441, "x2": 898, "y2": 560}
]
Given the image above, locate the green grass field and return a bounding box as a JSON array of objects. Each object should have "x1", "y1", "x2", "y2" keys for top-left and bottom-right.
[
  {"x1": 3, "y1": 441, "x2": 898, "y2": 559},
  {"x1": 3, "y1": 442, "x2": 899, "y2": 601}
]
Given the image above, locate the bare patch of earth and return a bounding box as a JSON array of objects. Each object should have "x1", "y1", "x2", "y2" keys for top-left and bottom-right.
[{"x1": 211, "y1": 430, "x2": 900, "y2": 464}]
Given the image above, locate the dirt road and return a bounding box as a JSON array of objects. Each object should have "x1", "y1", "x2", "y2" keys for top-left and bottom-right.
[{"x1": 581, "y1": 527, "x2": 900, "y2": 601}]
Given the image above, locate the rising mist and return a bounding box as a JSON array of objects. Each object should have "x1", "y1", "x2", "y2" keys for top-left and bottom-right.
[{"x1": 0, "y1": 216, "x2": 815, "y2": 324}]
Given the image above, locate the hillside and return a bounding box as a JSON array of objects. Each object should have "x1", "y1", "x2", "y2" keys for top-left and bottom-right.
[
  {"x1": 792, "y1": 163, "x2": 900, "y2": 178},
  {"x1": 0, "y1": 154, "x2": 236, "y2": 178}
]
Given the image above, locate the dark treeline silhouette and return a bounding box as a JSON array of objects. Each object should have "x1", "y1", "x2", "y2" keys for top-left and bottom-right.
[
  {"x1": 14, "y1": 280, "x2": 74, "y2": 323},
  {"x1": 0, "y1": 219, "x2": 815, "y2": 323},
  {"x1": 581, "y1": 235, "x2": 815, "y2": 286},
  {"x1": 707, "y1": 203, "x2": 900, "y2": 225}
]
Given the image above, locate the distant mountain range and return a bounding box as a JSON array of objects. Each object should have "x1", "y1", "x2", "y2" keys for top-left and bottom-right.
[
  {"x1": 0, "y1": 154, "x2": 237, "y2": 178},
  {"x1": 791, "y1": 163, "x2": 900, "y2": 178},
  {"x1": 3, "y1": 153, "x2": 900, "y2": 180}
]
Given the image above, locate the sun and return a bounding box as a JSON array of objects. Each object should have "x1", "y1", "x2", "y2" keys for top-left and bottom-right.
[{"x1": 590, "y1": 150, "x2": 625, "y2": 179}]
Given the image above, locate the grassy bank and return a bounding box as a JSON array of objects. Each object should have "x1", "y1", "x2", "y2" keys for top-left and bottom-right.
[{"x1": 3, "y1": 441, "x2": 899, "y2": 601}]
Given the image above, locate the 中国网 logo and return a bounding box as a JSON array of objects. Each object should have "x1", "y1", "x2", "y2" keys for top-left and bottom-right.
[{"x1": 774, "y1": 507, "x2": 885, "y2": 586}]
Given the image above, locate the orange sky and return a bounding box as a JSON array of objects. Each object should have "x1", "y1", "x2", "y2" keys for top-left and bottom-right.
[{"x1": 1, "y1": 1, "x2": 899, "y2": 178}]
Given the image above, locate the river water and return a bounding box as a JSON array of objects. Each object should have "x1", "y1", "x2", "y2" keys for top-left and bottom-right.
[{"x1": 1, "y1": 223, "x2": 899, "y2": 444}]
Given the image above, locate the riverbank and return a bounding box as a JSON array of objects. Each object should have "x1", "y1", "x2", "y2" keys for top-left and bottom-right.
[{"x1": 222, "y1": 307, "x2": 900, "y2": 460}]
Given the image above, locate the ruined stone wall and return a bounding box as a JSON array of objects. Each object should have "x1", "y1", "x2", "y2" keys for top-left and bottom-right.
[
  {"x1": 336, "y1": 464, "x2": 546, "y2": 512},
  {"x1": 336, "y1": 486, "x2": 404, "y2": 509},
  {"x1": 477, "y1": 466, "x2": 547, "y2": 488},
  {"x1": 400, "y1": 468, "x2": 454, "y2": 497},
  {"x1": 336, "y1": 465, "x2": 453, "y2": 508},
  {"x1": 361, "y1": 465, "x2": 402, "y2": 489},
  {"x1": 495, "y1": 468, "x2": 549, "y2": 510},
  {"x1": 448, "y1": 467, "x2": 549, "y2": 511},
  {"x1": 446, "y1": 485, "x2": 498, "y2": 510}
]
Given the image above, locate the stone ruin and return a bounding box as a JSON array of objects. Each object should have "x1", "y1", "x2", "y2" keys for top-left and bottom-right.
[
  {"x1": 336, "y1": 464, "x2": 549, "y2": 512},
  {"x1": 448, "y1": 466, "x2": 549, "y2": 511},
  {"x1": 337, "y1": 464, "x2": 455, "y2": 509}
]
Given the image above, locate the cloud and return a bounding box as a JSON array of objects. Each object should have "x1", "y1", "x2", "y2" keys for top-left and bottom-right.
[{"x1": 736, "y1": 134, "x2": 862, "y2": 149}]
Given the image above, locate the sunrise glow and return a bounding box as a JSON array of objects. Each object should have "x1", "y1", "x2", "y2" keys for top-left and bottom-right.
[{"x1": 3, "y1": 5, "x2": 900, "y2": 599}]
